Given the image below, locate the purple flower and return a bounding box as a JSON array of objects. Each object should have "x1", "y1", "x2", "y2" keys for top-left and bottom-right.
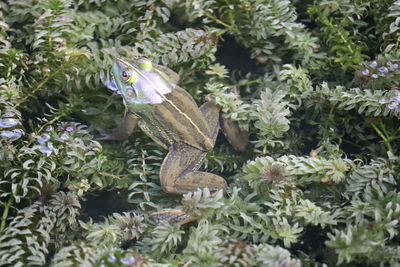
[
  {"x1": 1, "y1": 129, "x2": 23, "y2": 141},
  {"x1": 378, "y1": 67, "x2": 389, "y2": 73},
  {"x1": 395, "y1": 0, "x2": 400, "y2": 5},
  {"x1": 1, "y1": 131, "x2": 16, "y2": 139},
  {"x1": 361, "y1": 69, "x2": 370, "y2": 75},
  {"x1": 120, "y1": 257, "x2": 136, "y2": 265},
  {"x1": 379, "y1": 98, "x2": 387, "y2": 104},
  {"x1": 369, "y1": 61, "x2": 378, "y2": 68},
  {"x1": 391, "y1": 95, "x2": 400, "y2": 103},
  {"x1": 107, "y1": 255, "x2": 116, "y2": 263},
  {"x1": 56, "y1": 16, "x2": 67, "y2": 21},
  {"x1": 39, "y1": 143, "x2": 54, "y2": 156},
  {"x1": 60, "y1": 133, "x2": 69, "y2": 140},
  {"x1": 66, "y1": 126, "x2": 74, "y2": 132},
  {"x1": 195, "y1": 30, "x2": 205, "y2": 36},
  {"x1": 0, "y1": 118, "x2": 19, "y2": 128},
  {"x1": 37, "y1": 134, "x2": 50, "y2": 144},
  {"x1": 2, "y1": 112, "x2": 15, "y2": 118},
  {"x1": 371, "y1": 74, "x2": 379, "y2": 79},
  {"x1": 388, "y1": 102, "x2": 399, "y2": 110},
  {"x1": 389, "y1": 63, "x2": 398, "y2": 70},
  {"x1": 45, "y1": 126, "x2": 54, "y2": 132}
]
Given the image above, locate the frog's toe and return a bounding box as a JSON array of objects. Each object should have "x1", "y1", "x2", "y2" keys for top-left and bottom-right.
[
  {"x1": 96, "y1": 131, "x2": 129, "y2": 141},
  {"x1": 150, "y1": 209, "x2": 196, "y2": 225},
  {"x1": 95, "y1": 133, "x2": 117, "y2": 141}
]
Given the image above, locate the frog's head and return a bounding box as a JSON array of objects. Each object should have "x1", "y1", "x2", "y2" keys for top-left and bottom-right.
[{"x1": 111, "y1": 57, "x2": 173, "y2": 104}]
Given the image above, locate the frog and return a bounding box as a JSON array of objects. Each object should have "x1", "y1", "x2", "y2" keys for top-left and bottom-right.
[{"x1": 102, "y1": 57, "x2": 248, "y2": 224}]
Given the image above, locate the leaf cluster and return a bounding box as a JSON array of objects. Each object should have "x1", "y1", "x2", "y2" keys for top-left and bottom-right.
[{"x1": 1, "y1": 0, "x2": 400, "y2": 266}]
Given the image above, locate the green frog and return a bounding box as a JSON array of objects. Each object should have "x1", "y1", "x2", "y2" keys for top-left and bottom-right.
[{"x1": 102, "y1": 57, "x2": 248, "y2": 223}]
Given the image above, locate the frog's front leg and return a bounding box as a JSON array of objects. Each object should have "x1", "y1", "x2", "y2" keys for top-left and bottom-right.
[{"x1": 97, "y1": 113, "x2": 139, "y2": 141}]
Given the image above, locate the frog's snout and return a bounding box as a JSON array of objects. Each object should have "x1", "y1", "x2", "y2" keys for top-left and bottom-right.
[
  {"x1": 115, "y1": 57, "x2": 126, "y2": 65},
  {"x1": 113, "y1": 58, "x2": 125, "y2": 72}
]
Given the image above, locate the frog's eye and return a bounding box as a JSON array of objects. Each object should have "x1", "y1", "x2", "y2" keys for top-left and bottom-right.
[
  {"x1": 121, "y1": 69, "x2": 138, "y2": 84},
  {"x1": 138, "y1": 58, "x2": 152, "y2": 70}
]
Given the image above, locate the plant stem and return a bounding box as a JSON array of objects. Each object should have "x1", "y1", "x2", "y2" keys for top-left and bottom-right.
[
  {"x1": 204, "y1": 12, "x2": 235, "y2": 31},
  {"x1": 14, "y1": 75, "x2": 52, "y2": 108},
  {"x1": 99, "y1": 172, "x2": 122, "y2": 180},
  {"x1": 24, "y1": 110, "x2": 69, "y2": 148},
  {"x1": 0, "y1": 198, "x2": 13, "y2": 232},
  {"x1": 37, "y1": 112, "x2": 66, "y2": 134},
  {"x1": 370, "y1": 122, "x2": 393, "y2": 153},
  {"x1": 228, "y1": 79, "x2": 260, "y2": 88},
  {"x1": 14, "y1": 67, "x2": 62, "y2": 108}
]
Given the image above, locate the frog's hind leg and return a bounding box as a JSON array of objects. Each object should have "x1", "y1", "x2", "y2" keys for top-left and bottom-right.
[
  {"x1": 155, "y1": 143, "x2": 226, "y2": 224},
  {"x1": 153, "y1": 103, "x2": 226, "y2": 225},
  {"x1": 160, "y1": 101, "x2": 226, "y2": 194},
  {"x1": 159, "y1": 101, "x2": 224, "y2": 194},
  {"x1": 159, "y1": 143, "x2": 227, "y2": 194}
]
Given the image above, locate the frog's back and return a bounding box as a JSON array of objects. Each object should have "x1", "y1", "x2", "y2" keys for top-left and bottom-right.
[{"x1": 138, "y1": 87, "x2": 214, "y2": 151}]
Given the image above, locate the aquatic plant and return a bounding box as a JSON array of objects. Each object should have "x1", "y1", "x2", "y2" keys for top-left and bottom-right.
[{"x1": 0, "y1": 0, "x2": 399, "y2": 266}]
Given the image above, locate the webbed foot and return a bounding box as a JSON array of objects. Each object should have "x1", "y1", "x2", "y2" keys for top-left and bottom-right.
[
  {"x1": 219, "y1": 114, "x2": 249, "y2": 152},
  {"x1": 150, "y1": 209, "x2": 196, "y2": 225}
]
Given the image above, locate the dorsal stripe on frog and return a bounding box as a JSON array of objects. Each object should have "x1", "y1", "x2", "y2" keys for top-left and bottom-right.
[
  {"x1": 151, "y1": 88, "x2": 214, "y2": 151},
  {"x1": 117, "y1": 58, "x2": 213, "y2": 151}
]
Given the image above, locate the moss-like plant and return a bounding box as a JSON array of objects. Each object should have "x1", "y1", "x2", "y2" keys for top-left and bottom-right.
[{"x1": 1, "y1": 0, "x2": 400, "y2": 266}]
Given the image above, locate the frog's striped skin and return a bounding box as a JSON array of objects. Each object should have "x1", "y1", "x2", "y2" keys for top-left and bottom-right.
[{"x1": 102, "y1": 57, "x2": 248, "y2": 223}]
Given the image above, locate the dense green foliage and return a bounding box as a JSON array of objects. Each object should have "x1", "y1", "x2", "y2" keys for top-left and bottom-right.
[{"x1": 0, "y1": 0, "x2": 400, "y2": 266}]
